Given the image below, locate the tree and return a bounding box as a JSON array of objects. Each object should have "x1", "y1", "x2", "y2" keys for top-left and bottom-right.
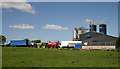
[
  {"x1": 0, "y1": 35, "x2": 6, "y2": 45},
  {"x1": 24, "y1": 38, "x2": 32, "y2": 45},
  {"x1": 24, "y1": 38, "x2": 29, "y2": 41},
  {"x1": 32, "y1": 40, "x2": 41, "y2": 43},
  {"x1": 116, "y1": 37, "x2": 120, "y2": 49}
]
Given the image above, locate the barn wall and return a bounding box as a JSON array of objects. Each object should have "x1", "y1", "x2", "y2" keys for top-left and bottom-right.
[{"x1": 82, "y1": 46, "x2": 116, "y2": 49}]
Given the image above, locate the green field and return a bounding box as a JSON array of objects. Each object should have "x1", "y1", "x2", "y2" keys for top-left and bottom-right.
[{"x1": 2, "y1": 47, "x2": 118, "y2": 67}]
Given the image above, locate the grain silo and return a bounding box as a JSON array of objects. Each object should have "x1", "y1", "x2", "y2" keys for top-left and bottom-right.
[
  {"x1": 89, "y1": 24, "x2": 97, "y2": 32},
  {"x1": 99, "y1": 24, "x2": 107, "y2": 35},
  {"x1": 73, "y1": 28, "x2": 78, "y2": 40}
]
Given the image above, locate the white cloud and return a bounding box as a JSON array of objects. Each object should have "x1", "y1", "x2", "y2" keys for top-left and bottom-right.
[
  {"x1": 85, "y1": 19, "x2": 92, "y2": 23},
  {"x1": 9, "y1": 24, "x2": 34, "y2": 29},
  {"x1": 42, "y1": 24, "x2": 68, "y2": 30},
  {"x1": 29, "y1": 33, "x2": 38, "y2": 36},
  {"x1": 1, "y1": 0, "x2": 36, "y2": 14}
]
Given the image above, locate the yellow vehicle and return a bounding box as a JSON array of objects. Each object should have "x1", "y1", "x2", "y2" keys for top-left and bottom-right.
[{"x1": 36, "y1": 43, "x2": 48, "y2": 48}]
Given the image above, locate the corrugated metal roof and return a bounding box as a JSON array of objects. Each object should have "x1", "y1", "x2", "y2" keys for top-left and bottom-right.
[{"x1": 74, "y1": 32, "x2": 117, "y2": 46}]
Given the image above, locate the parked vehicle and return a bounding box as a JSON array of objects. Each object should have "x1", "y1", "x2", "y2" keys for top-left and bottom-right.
[
  {"x1": 60, "y1": 41, "x2": 82, "y2": 48},
  {"x1": 36, "y1": 43, "x2": 48, "y2": 48},
  {"x1": 48, "y1": 41, "x2": 60, "y2": 48},
  {"x1": 5, "y1": 43, "x2": 10, "y2": 47},
  {"x1": 10, "y1": 40, "x2": 30, "y2": 47}
]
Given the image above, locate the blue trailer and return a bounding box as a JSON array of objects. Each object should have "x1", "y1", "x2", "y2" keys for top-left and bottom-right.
[
  {"x1": 10, "y1": 40, "x2": 29, "y2": 47},
  {"x1": 74, "y1": 44, "x2": 82, "y2": 49}
]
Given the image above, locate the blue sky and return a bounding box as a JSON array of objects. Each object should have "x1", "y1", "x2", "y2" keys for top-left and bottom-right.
[{"x1": 2, "y1": 2, "x2": 118, "y2": 43}]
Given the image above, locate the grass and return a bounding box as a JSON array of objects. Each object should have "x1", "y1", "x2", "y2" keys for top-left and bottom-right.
[{"x1": 2, "y1": 47, "x2": 118, "y2": 67}]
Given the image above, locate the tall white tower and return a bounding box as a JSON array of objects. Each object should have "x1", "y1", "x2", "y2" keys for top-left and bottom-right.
[{"x1": 73, "y1": 28, "x2": 78, "y2": 39}]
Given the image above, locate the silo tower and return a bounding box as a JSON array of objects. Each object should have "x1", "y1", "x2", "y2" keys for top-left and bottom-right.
[
  {"x1": 99, "y1": 24, "x2": 107, "y2": 35},
  {"x1": 73, "y1": 28, "x2": 78, "y2": 40},
  {"x1": 89, "y1": 24, "x2": 97, "y2": 32},
  {"x1": 88, "y1": 22, "x2": 97, "y2": 32}
]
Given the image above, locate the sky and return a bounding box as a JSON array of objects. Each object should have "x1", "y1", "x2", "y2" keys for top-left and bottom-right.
[{"x1": 2, "y1": 2, "x2": 118, "y2": 43}]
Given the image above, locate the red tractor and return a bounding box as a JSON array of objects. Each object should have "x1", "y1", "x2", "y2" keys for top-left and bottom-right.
[{"x1": 48, "y1": 41, "x2": 60, "y2": 48}]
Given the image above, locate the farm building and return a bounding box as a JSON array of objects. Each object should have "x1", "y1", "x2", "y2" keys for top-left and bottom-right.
[{"x1": 73, "y1": 31, "x2": 117, "y2": 49}]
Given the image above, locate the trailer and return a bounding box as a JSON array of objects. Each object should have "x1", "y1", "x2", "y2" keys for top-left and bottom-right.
[
  {"x1": 60, "y1": 41, "x2": 82, "y2": 48},
  {"x1": 10, "y1": 40, "x2": 30, "y2": 47}
]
